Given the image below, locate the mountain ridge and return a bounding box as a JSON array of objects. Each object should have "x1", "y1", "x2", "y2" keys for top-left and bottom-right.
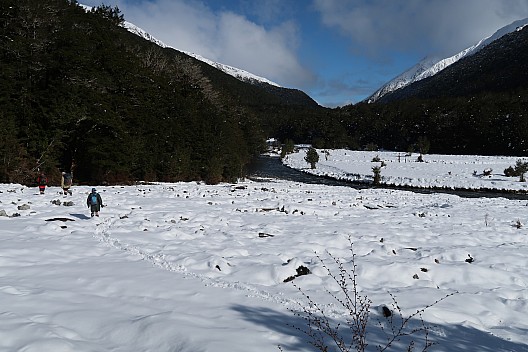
[
  {"x1": 123, "y1": 20, "x2": 281, "y2": 88},
  {"x1": 367, "y1": 18, "x2": 528, "y2": 103},
  {"x1": 81, "y1": 3, "x2": 281, "y2": 88},
  {"x1": 376, "y1": 24, "x2": 528, "y2": 102}
]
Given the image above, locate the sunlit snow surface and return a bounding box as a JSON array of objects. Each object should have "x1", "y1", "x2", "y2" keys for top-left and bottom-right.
[
  {"x1": 284, "y1": 149, "x2": 528, "y2": 192},
  {"x1": 1, "y1": 152, "x2": 528, "y2": 351}
]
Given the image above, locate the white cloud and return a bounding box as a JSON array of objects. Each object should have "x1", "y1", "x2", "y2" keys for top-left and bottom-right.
[
  {"x1": 215, "y1": 13, "x2": 314, "y2": 87},
  {"x1": 237, "y1": 0, "x2": 296, "y2": 24},
  {"x1": 82, "y1": 0, "x2": 315, "y2": 88},
  {"x1": 312, "y1": 0, "x2": 528, "y2": 57},
  {"x1": 123, "y1": 0, "x2": 219, "y2": 58},
  {"x1": 80, "y1": 0, "x2": 528, "y2": 106}
]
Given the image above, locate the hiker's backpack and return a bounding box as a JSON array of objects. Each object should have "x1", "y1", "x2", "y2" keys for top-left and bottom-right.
[
  {"x1": 63, "y1": 173, "x2": 72, "y2": 186},
  {"x1": 90, "y1": 194, "x2": 98, "y2": 206},
  {"x1": 38, "y1": 176, "x2": 47, "y2": 185}
]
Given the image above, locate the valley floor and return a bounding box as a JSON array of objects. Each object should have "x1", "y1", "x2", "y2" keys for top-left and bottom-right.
[
  {"x1": 283, "y1": 149, "x2": 528, "y2": 192},
  {"x1": 1, "y1": 155, "x2": 528, "y2": 351}
]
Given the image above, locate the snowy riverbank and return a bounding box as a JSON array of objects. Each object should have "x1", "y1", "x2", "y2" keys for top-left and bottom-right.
[
  {"x1": 282, "y1": 149, "x2": 528, "y2": 192},
  {"x1": 1, "y1": 178, "x2": 528, "y2": 351}
]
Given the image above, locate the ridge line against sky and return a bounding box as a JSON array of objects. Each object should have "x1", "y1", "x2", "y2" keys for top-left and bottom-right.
[{"x1": 81, "y1": 0, "x2": 528, "y2": 107}]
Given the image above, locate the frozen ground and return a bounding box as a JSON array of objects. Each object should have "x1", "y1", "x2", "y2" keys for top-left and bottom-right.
[
  {"x1": 1, "y1": 153, "x2": 528, "y2": 351},
  {"x1": 282, "y1": 149, "x2": 528, "y2": 192}
]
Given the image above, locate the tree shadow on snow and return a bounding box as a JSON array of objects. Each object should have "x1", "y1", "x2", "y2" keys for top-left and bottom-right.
[
  {"x1": 231, "y1": 304, "x2": 528, "y2": 352},
  {"x1": 231, "y1": 304, "x2": 313, "y2": 351}
]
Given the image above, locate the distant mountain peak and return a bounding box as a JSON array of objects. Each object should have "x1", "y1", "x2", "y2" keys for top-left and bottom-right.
[{"x1": 367, "y1": 17, "x2": 528, "y2": 103}]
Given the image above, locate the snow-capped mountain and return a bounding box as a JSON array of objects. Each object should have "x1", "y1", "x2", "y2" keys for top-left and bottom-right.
[
  {"x1": 367, "y1": 18, "x2": 528, "y2": 103},
  {"x1": 81, "y1": 4, "x2": 279, "y2": 87},
  {"x1": 123, "y1": 22, "x2": 280, "y2": 87},
  {"x1": 366, "y1": 56, "x2": 440, "y2": 103}
]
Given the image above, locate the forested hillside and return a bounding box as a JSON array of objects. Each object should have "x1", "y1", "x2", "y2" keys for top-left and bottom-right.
[
  {"x1": 2, "y1": 0, "x2": 528, "y2": 186},
  {"x1": 0, "y1": 0, "x2": 333, "y2": 185},
  {"x1": 338, "y1": 26, "x2": 528, "y2": 156}
]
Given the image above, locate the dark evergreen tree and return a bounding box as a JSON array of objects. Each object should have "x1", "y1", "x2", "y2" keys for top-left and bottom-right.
[{"x1": 305, "y1": 147, "x2": 319, "y2": 169}]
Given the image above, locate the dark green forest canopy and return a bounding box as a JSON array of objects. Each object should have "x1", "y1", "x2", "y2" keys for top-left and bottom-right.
[
  {"x1": 1, "y1": 0, "x2": 527, "y2": 185},
  {"x1": 0, "y1": 0, "x2": 269, "y2": 184}
]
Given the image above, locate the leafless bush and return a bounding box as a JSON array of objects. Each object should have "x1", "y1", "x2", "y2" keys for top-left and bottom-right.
[
  {"x1": 281, "y1": 240, "x2": 455, "y2": 352},
  {"x1": 376, "y1": 291, "x2": 455, "y2": 351}
]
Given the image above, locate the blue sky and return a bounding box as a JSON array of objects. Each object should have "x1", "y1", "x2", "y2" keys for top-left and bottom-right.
[{"x1": 81, "y1": 0, "x2": 528, "y2": 107}]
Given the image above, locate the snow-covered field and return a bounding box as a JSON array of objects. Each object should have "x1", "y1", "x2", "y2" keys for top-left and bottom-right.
[
  {"x1": 283, "y1": 149, "x2": 528, "y2": 192},
  {"x1": 1, "y1": 152, "x2": 528, "y2": 351}
]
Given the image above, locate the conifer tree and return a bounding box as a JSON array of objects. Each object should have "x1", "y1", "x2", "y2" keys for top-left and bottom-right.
[{"x1": 305, "y1": 147, "x2": 319, "y2": 169}]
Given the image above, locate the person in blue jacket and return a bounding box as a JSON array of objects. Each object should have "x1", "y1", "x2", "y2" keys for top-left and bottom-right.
[{"x1": 86, "y1": 188, "x2": 104, "y2": 217}]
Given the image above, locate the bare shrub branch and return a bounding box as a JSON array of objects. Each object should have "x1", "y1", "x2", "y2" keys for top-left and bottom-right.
[{"x1": 283, "y1": 237, "x2": 456, "y2": 352}]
